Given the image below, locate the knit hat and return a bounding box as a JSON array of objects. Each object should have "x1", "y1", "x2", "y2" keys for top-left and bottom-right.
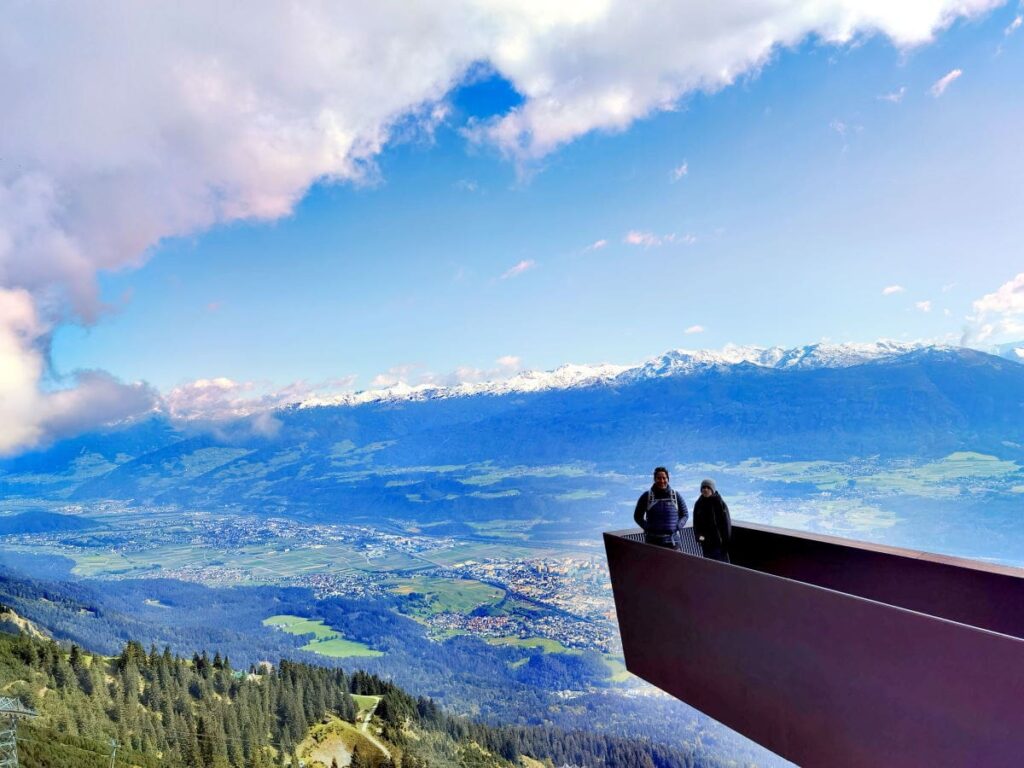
[{"x1": 700, "y1": 478, "x2": 716, "y2": 492}]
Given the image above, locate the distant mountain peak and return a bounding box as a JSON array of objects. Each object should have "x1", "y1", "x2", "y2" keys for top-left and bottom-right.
[
  {"x1": 301, "y1": 340, "x2": 951, "y2": 409},
  {"x1": 630, "y1": 340, "x2": 932, "y2": 379}
]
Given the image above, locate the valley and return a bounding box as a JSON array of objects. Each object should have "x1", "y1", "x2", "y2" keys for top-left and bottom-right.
[{"x1": 2, "y1": 345, "x2": 1023, "y2": 767}]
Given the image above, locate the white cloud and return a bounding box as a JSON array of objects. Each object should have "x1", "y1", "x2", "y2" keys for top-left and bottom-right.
[
  {"x1": 454, "y1": 179, "x2": 479, "y2": 193},
  {"x1": 930, "y1": 68, "x2": 963, "y2": 97},
  {"x1": 470, "y1": 2, "x2": 998, "y2": 160},
  {"x1": 878, "y1": 86, "x2": 907, "y2": 103},
  {"x1": 583, "y1": 238, "x2": 608, "y2": 252},
  {"x1": 962, "y1": 272, "x2": 1024, "y2": 345},
  {"x1": 501, "y1": 259, "x2": 536, "y2": 279},
  {"x1": 1006, "y1": 15, "x2": 1022, "y2": 35},
  {"x1": 882, "y1": 285, "x2": 906, "y2": 295},
  {"x1": 915, "y1": 300, "x2": 933, "y2": 312},
  {"x1": 165, "y1": 375, "x2": 358, "y2": 425},
  {"x1": 685, "y1": 325, "x2": 705, "y2": 334},
  {"x1": 671, "y1": 162, "x2": 689, "y2": 182},
  {"x1": 624, "y1": 231, "x2": 661, "y2": 247},
  {"x1": 830, "y1": 119, "x2": 848, "y2": 136},
  {"x1": 0, "y1": 0, "x2": 1002, "y2": 453},
  {"x1": 496, "y1": 355, "x2": 521, "y2": 369},
  {"x1": 0, "y1": 288, "x2": 159, "y2": 454},
  {"x1": 624, "y1": 230, "x2": 696, "y2": 247},
  {"x1": 972, "y1": 273, "x2": 1024, "y2": 316},
  {"x1": 370, "y1": 363, "x2": 424, "y2": 388},
  {"x1": 165, "y1": 377, "x2": 257, "y2": 421}
]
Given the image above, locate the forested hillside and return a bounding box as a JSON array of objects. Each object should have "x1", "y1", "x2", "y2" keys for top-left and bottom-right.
[{"x1": 0, "y1": 620, "x2": 714, "y2": 768}]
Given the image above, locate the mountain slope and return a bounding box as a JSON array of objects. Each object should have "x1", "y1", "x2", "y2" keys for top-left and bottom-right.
[
  {"x1": 0, "y1": 626, "x2": 711, "y2": 768},
  {"x1": 4, "y1": 345, "x2": 1023, "y2": 507}
]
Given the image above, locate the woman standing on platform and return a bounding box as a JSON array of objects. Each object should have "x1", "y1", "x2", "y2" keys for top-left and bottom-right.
[{"x1": 694, "y1": 478, "x2": 732, "y2": 562}]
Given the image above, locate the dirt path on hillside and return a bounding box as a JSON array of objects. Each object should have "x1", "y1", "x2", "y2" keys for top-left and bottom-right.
[{"x1": 358, "y1": 701, "x2": 392, "y2": 760}]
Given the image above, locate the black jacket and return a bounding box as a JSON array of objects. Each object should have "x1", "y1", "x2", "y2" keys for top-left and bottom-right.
[{"x1": 693, "y1": 492, "x2": 732, "y2": 550}]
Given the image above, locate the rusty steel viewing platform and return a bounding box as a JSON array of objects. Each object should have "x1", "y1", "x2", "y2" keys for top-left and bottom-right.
[{"x1": 604, "y1": 523, "x2": 1024, "y2": 767}]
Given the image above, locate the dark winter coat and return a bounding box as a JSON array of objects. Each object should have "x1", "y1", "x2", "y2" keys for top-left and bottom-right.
[
  {"x1": 693, "y1": 492, "x2": 732, "y2": 552},
  {"x1": 633, "y1": 485, "x2": 689, "y2": 535}
]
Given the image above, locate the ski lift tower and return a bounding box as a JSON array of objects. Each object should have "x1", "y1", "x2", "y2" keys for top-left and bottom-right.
[{"x1": 0, "y1": 698, "x2": 37, "y2": 768}]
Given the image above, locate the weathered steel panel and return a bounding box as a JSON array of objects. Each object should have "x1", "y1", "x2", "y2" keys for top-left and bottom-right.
[
  {"x1": 604, "y1": 527, "x2": 1024, "y2": 768},
  {"x1": 732, "y1": 523, "x2": 1024, "y2": 638}
]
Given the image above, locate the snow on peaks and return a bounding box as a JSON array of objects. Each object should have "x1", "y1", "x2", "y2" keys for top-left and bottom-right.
[
  {"x1": 300, "y1": 362, "x2": 631, "y2": 408},
  {"x1": 299, "y1": 341, "x2": 941, "y2": 409},
  {"x1": 629, "y1": 341, "x2": 927, "y2": 379}
]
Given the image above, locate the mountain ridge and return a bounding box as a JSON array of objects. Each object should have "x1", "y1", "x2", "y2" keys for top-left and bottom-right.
[{"x1": 300, "y1": 341, "x2": 970, "y2": 409}]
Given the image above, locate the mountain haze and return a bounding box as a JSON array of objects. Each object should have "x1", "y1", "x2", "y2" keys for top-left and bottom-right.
[{"x1": 4, "y1": 344, "x2": 1022, "y2": 509}]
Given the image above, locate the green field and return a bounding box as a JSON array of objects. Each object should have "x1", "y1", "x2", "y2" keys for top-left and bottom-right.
[
  {"x1": 458, "y1": 463, "x2": 594, "y2": 487},
  {"x1": 61, "y1": 534, "x2": 459, "y2": 580},
  {"x1": 688, "y1": 452, "x2": 1024, "y2": 498},
  {"x1": 602, "y1": 655, "x2": 631, "y2": 683},
  {"x1": 263, "y1": 615, "x2": 383, "y2": 658},
  {"x1": 486, "y1": 636, "x2": 579, "y2": 654},
  {"x1": 727, "y1": 458, "x2": 854, "y2": 489},
  {"x1": 302, "y1": 637, "x2": 383, "y2": 658},
  {"x1": 389, "y1": 577, "x2": 505, "y2": 616},
  {"x1": 462, "y1": 519, "x2": 537, "y2": 541},
  {"x1": 852, "y1": 452, "x2": 1022, "y2": 497},
  {"x1": 350, "y1": 694, "x2": 381, "y2": 715},
  {"x1": 468, "y1": 489, "x2": 520, "y2": 499},
  {"x1": 264, "y1": 615, "x2": 337, "y2": 639},
  {"x1": 555, "y1": 489, "x2": 608, "y2": 501}
]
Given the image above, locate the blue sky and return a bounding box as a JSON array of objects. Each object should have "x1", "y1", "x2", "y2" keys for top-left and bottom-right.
[{"x1": 1, "y1": 1, "x2": 1023, "y2": 450}]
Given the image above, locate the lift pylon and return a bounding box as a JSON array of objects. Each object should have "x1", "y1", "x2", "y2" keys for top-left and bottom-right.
[{"x1": 0, "y1": 697, "x2": 37, "y2": 768}]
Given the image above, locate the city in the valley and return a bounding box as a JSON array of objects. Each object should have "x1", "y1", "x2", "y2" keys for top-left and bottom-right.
[{"x1": 2, "y1": 499, "x2": 622, "y2": 657}]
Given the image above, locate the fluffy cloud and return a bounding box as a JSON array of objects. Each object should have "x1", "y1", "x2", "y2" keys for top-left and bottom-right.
[
  {"x1": 882, "y1": 285, "x2": 906, "y2": 295},
  {"x1": 165, "y1": 374, "x2": 357, "y2": 436},
  {"x1": 470, "y1": 1, "x2": 999, "y2": 159},
  {"x1": 685, "y1": 325, "x2": 705, "y2": 334},
  {"x1": 915, "y1": 300, "x2": 933, "y2": 312},
  {"x1": 962, "y1": 272, "x2": 1024, "y2": 345},
  {"x1": 930, "y1": 68, "x2": 963, "y2": 97},
  {"x1": 0, "y1": 288, "x2": 158, "y2": 454},
  {"x1": 0, "y1": 0, "x2": 1003, "y2": 453},
  {"x1": 583, "y1": 239, "x2": 608, "y2": 252},
  {"x1": 671, "y1": 162, "x2": 689, "y2": 182}
]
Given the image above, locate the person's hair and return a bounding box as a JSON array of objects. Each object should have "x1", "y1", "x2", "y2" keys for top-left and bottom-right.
[{"x1": 653, "y1": 466, "x2": 669, "y2": 478}]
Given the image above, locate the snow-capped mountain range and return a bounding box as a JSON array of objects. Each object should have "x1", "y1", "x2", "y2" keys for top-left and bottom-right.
[{"x1": 300, "y1": 341, "x2": 961, "y2": 408}]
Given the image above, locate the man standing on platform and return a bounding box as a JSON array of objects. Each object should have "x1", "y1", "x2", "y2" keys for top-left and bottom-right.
[{"x1": 633, "y1": 466, "x2": 688, "y2": 549}]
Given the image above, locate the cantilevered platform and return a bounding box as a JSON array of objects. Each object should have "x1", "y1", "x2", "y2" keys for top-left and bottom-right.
[{"x1": 604, "y1": 523, "x2": 1024, "y2": 767}]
